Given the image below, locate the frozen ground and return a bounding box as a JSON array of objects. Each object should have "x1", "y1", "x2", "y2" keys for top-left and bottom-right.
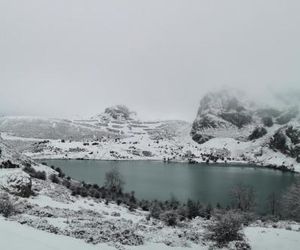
[
  {"x1": 245, "y1": 226, "x2": 300, "y2": 250},
  {"x1": 0, "y1": 217, "x2": 116, "y2": 250},
  {"x1": 2, "y1": 209, "x2": 300, "y2": 250}
]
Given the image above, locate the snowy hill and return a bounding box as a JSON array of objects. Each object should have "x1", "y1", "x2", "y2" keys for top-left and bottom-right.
[
  {"x1": 1, "y1": 97, "x2": 300, "y2": 171},
  {"x1": 0, "y1": 116, "x2": 114, "y2": 140},
  {"x1": 0, "y1": 105, "x2": 190, "y2": 141},
  {"x1": 1, "y1": 106, "x2": 195, "y2": 162},
  {"x1": 190, "y1": 90, "x2": 300, "y2": 170}
]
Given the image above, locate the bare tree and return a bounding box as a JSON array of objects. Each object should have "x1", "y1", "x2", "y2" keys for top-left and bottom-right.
[
  {"x1": 267, "y1": 192, "x2": 280, "y2": 216},
  {"x1": 281, "y1": 181, "x2": 300, "y2": 222},
  {"x1": 230, "y1": 183, "x2": 256, "y2": 212},
  {"x1": 104, "y1": 166, "x2": 125, "y2": 193}
]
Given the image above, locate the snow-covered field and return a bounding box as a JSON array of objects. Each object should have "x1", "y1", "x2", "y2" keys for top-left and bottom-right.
[
  {"x1": 2, "y1": 130, "x2": 299, "y2": 172},
  {"x1": 1, "y1": 170, "x2": 300, "y2": 250},
  {"x1": 0, "y1": 218, "x2": 116, "y2": 250},
  {"x1": 245, "y1": 227, "x2": 300, "y2": 250},
  {"x1": 2, "y1": 218, "x2": 300, "y2": 250}
]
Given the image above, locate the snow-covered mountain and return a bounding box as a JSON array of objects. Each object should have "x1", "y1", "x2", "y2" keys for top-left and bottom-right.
[
  {"x1": 1, "y1": 93, "x2": 300, "y2": 171},
  {"x1": 0, "y1": 105, "x2": 190, "y2": 141},
  {"x1": 191, "y1": 90, "x2": 257, "y2": 143},
  {"x1": 0, "y1": 106, "x2": 194, "y2": 162},
  {"x1": 1, "y1": 101, "x2": 300, "y2": 250},
  {"x1": 87, "y1": 104, "x2": 191, "y2": 140},
  {"x1": 191, "y1": 90, "x2": 300, "y2": 169}
]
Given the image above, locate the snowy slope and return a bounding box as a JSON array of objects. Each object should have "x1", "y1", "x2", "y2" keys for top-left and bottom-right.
[
  {"x1": 1, "y1": 99, "x2": 300, "y2": 171},
  {"x1": 245, "y1": 226, "x2": 300, "y2": 250},
  {"x1": 0, "y1": 218, "x2": 115, "y2": 250},
  {"x1": 2, "y1": 218, "x2": 300, "y2": 250},
  {"x1": 0, "y1": 116, "x2": 114, "y2": 140},
  {"x1": 191, "y1": 90, "x2": 300, "y2": 171}
]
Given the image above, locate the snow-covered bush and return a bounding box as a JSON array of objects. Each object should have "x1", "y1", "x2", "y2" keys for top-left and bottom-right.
[
  {"x1": 49, "y1": 174, "x2": 60, "y2": 184},
  {"x1": 0, "y1": 160, "x2": 19, "y2": 169},
  {"x1": 0, "y1": 193, "x2": 14, "y2": 217},
  {"x1": 23, "y1": 165, "x2": 46, "y2": 180},
  {"x1": 207, "y1": 210, "x2": 244, "y2": 247},
  {"x1": 55, "y1": 167, "x2": 65, "y2": 178},
  {"x1": 112, "y1": 228, "x2": 144, "y2": 246},
  {"x1": 0, "y1": 170, "x2": 33, "y2": 197},
  {"x1": 160, "y1": 210, "x2": 178, "y2": 226}
]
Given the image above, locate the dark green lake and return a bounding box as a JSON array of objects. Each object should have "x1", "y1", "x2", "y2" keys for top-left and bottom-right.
[{"x1": 43, "y1": 160, "x2": 297, "y2": 213}]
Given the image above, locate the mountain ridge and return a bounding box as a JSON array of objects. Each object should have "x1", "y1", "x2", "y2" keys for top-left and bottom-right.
[{"x1": 0, "y1": 91, "x2": 299, "y2": 171}]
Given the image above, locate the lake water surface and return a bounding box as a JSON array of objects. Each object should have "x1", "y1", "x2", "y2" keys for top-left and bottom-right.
[{"x1": 43, "y1": 160, "x2": 297, "y2": 213}]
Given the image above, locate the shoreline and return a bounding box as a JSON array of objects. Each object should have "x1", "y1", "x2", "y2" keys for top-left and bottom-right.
[{"x1": 34, "y1": 156, "x2": 298, "y2": 174}]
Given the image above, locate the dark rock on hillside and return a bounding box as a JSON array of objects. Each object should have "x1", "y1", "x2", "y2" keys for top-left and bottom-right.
[
  {"x1": 191, "y1": 133, "x2": 213, "y2": 144},
  {"x1": 292, "y1": 146, "x2": 300, "y2": 162},
  {"x1": 269, "y1": 126, "x2": 300, "y2": 162},
  {"x1": 248, "y1": 127, "x2": 267, "y2": 141},
  {"x1": 270, "y1": 130, "x2": 288, "y2": 153},
  {"x1": 219, "y1": 112, "x2": 252, "y2": 128},
  {"x1": 191, "y1": 90, "x2": 255, "y2": 143},
  {"x1": 191, "y1": 115, "x2": 227, "y2": 131},
  {"x1": 261, "y1": 117, "x2": 273, "y2": 127},
  {"x1": 104, "y1": 105, "x2": 136, "y2": 120},
  {"x1": 286, "y1": 126, "x2": 300, "y2": 144}
]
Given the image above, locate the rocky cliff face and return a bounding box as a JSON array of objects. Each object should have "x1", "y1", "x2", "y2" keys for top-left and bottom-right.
[
  {"x1": 191, "y1": 90, "x2": 300, "y2": 165},
  {"x1": 103, "y1": 105, "x2": 137, "y2": 121},
  {"x1": 269, "y1": 125, "x2": 300, "y2": 163},
  {"x1": 93, "y1": 105, "x2": 191, "y2": 140},
  {"x1": 191, "y1": 90, "x2": 257, "y2": 143}
]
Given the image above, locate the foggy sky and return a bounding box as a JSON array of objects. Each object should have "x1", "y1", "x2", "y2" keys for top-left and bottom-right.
[{"x1": 1, "y1": 0, "x2": 300, "y2": 121}]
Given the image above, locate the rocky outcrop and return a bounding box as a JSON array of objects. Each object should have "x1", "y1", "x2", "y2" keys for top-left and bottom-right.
[
  {"x1": 191, "y1": 90, "x2": 300, "y2": 167},
  {"x1": 104, "y1": 105, "x2": 137, "y2": 121},
  {"x1": 248, "y1": 127, "x2": 267, "y2": 141},
  {"x1": 191, "y1": 91, "x2": 300, "y2": 145},
  {"x1": 191, "y1": 90, "x2": 255, "y2": 143},
  {"x1": 0, "y1": 169, "x2": 32, "y2": 197},
  {"x1": 0, "y1": 136, "x2": 33, "y2": 197},
  {"x1": 269, "y1": 126, "x2": 300, "y2": 163}
]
